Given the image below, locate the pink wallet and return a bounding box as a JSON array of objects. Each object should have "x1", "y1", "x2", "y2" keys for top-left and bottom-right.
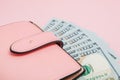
[{"x1": 0, "y1": 21, "x2": 84, "y2": 80}]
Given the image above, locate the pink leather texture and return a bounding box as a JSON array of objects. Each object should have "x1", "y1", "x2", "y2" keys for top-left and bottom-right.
[
  {"x1": 10, "y1": 32, "x2": 63, "y2": 53},
  {"x1": 0, "y1": 22, "x2": 82, "y2": 80}
]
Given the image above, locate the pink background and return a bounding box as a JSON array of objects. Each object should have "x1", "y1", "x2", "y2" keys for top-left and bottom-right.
[{"x1": 0, "y1": 0, "x2": 120, "y2": 56}]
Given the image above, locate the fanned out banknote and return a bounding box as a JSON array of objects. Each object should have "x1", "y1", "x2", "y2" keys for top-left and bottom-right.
[{"x1": 42, "y1": 18, "x2": 120, "y2": 80}]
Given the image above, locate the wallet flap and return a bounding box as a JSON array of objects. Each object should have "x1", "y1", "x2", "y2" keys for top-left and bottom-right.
[{"x1": 10, "y1": 32, "x2": 63, "y2": 53}]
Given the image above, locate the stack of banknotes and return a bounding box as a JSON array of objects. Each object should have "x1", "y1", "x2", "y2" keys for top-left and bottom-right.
[{"x1": 42, "y1": 19, "x2": 120, "y2": 80}]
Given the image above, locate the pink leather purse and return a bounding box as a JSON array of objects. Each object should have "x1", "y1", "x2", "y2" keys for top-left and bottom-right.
[{"x1": 0, "y1": 21, "x2": 84, "y2": 80}]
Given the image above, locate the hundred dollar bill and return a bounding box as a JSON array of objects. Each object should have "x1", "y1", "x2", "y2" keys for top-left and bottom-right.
[
  {"x1": 83, "y1": 29, "x2": 120, "y2": 78},
  {"x1": 77, "y1": 54, "x2": 118, "y2": 80},
  {"x1": 75, "y1": 28, "x2": 120, "y2": 79}
]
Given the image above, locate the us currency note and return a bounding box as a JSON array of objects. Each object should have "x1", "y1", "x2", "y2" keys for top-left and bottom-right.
[{"x1": 78, "y1": 53, "x2": 118, "y2": 80}]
